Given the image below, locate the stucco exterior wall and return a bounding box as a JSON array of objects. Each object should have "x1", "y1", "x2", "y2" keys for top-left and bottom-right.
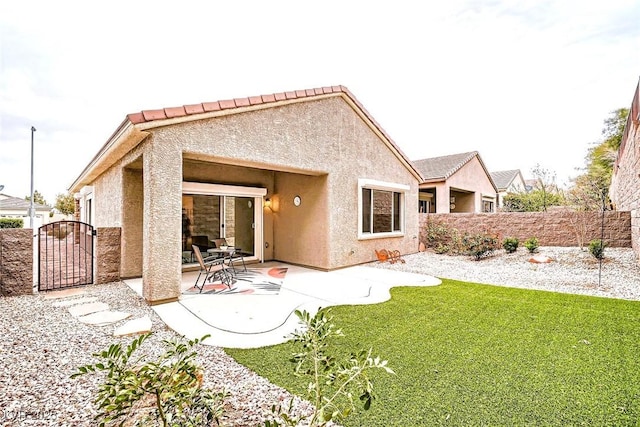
[
  {"x1": 79, "y1": 94, "x2": 420, "y2": 302},
  {"x1": 423, "y1": 157, "x2": 497, "y2": 213},
  {"x1": 610, "y1": 104, "x2": 640, "y2": 261},
  {"x1": 155, "y1": 96, "x2": 419, "y2": 269}
]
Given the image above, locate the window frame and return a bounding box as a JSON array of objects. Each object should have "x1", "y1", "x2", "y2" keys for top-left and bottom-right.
[{"x1": 357, "y1": 178, "x2": 408, "y2": 240}]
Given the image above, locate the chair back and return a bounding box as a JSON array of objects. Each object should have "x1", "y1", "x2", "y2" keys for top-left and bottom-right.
[{"x1": 192, "y1": 245, "x2": 206, "y2": 269}]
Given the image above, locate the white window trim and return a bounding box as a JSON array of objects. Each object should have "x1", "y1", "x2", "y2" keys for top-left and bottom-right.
[{"x1": 358, "y1": 178, "x2": 409, "y2": 240}]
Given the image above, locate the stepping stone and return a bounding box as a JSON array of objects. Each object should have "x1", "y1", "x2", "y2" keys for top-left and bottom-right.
[
  {"x1": 78, "y1": 311, "x2": 130, "y2": 326},
  {"x1": 114, "y1": 316, "x2": 152, "y2": 337},
  {"x1": 52, "y1": 297, "x2": 98, "y2": 308},
  {"x1": 69, "y1": 302, "x2": 109, "y2": 317},
  {"x1": 44, "y1": 288, "x2": 87, "y2": 300}
]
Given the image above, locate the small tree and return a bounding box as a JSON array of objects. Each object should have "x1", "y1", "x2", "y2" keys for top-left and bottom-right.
[
  {"x1": 54, "y1": 192, "x2": 76, "y2": 215},
  {"x1": 267, "y1": 309, "x2": 394, "y2": 427},
  {"x1": 25, "y1": 189, "x2": 48, "y2": 206}
]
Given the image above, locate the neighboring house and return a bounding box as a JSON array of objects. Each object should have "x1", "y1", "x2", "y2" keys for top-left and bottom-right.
[
  {"x1": 69, "y1": 85, "x2": 423, "y2": 304},
  {"x1": 610, "y1": 77, "x2": 640, "y2": 261},
  {"x1": 524, "y1": 178, "x2": 538, "y2": 192},
  {"x1": 490, "y1": 169, "x2": 527, "y2": 208},
  {"x1": 412, "y1": 151, "x2": 498, "y2": 213},
  {"x1": 0, "y1": 193, "x2": 52, "y2": 229}
]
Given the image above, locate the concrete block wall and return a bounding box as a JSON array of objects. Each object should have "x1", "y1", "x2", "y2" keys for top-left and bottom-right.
[
  {"x1": 0, "y1": 228, "x2": 34, "y2": 296},
  {"x1": 610, "y1": 88, "x2": 640, "y2": 261},
  {"x1": 95, "y1": 227, "x2": 121, "y2": 284},
  {"x1": 419, "y1": 211, "x2": 632, "y2": 248}
]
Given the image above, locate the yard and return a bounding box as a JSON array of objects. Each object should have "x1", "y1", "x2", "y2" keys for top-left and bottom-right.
[{"x1": 227, "y1": 278, "x2": 640, "y2": 426}]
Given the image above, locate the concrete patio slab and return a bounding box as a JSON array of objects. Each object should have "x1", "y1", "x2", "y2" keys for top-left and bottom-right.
[{"x1": 125, "y1": 263, "x2": 440, "y2": 349}]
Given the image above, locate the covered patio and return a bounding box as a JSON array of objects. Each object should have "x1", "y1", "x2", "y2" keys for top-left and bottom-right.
[{"x1": 124, "y1": 262, "x2": 440, "y2": 348}]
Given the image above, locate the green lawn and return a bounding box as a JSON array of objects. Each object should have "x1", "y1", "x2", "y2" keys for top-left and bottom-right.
[{"x1": 225, "y1": 279, "x2": 640, "y2": 426}]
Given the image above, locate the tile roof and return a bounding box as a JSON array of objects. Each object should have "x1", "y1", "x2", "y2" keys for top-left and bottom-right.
[
  {"x1": 128, "y1": 85, "x2": 353, "y2": 125},
  {"x1": 490, "y1": 169, "x2": 521, "y2": 190},
  {"x1": 412, "y1": 151, "x2": 479, "y2": 181},
  {"x1": 0, "y1": 194, "x2": 51, "y2": 211}
]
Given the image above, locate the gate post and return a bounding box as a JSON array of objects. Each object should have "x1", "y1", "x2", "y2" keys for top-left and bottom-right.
[
  {"x1": 0, "y1": 228, "x2": 34, "y2": 296},
  {"x1": 95, "y1": 227, "x2": 121, "y2": 284}
]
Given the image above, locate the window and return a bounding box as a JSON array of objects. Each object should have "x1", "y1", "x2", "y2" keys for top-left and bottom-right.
[
  {"x1": 359, "y1": 179, "x2": 408, "y2": 238},
  {"x1": 483, "y1": 200, "x2": 494, "y2": 213}
]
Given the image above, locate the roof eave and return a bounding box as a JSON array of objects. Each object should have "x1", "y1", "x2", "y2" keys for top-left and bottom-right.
[{"x1": 69, "y1": 119, "x2": 149, "y2": 193}]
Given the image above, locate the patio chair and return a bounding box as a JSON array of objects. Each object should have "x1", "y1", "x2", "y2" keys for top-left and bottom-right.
[
  {"x1": 192, "y1": 245, "x2": 233, "y2": 293},
  {"x1": 388, "y1": 249, "x2": 406, "y2": 264},
  {"x1": 375, "y1": 249, "x2": 396, "y2": 264}
]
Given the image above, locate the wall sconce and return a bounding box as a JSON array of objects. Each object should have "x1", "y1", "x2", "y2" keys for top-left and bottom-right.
[{"x1": 264, "y1": 197, "x2": 272, "y2": 210}]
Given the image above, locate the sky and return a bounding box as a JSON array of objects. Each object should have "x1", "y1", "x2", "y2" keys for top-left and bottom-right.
[{"x1": 1, "y1": 0, "x2": 639, "y2": 205}]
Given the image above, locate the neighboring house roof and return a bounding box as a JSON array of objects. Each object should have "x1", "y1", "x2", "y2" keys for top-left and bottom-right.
[
  {"x1": 412, "y1": 151, "x2": 477, "y2": 180},
  {"x1": 524, "y1": 178, "x2": 538, "y2": 191},
  {"x1": 71, "y1": 85, "x2": 423, "y2": 191},
  {"x1": 490, "y1": 169, "x2": 523, "y2": 191},
  {"x1": 0, "y1": 194, "x2": 51, "y2": 211}
]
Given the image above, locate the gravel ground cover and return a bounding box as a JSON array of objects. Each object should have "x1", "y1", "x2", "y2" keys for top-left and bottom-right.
[
  {"x1": 1, "y1": 246, "x2": 638, "y2": 426},
  {"x1": 374, "y1": 246, "x2": 640, "y2": 301}
]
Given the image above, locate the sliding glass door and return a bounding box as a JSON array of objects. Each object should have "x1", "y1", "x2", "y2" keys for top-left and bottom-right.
[{"x1": 181, "y1": 183, "x2": 265, "y2": 265}]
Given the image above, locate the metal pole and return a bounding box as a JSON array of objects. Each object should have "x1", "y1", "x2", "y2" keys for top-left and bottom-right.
[{"x1": 29, "y1": 126, "x2": 36, "y2": 228}]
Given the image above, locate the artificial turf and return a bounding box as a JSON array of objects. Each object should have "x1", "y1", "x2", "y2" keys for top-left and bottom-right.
[{"x1": 225, "y1": 279, "x2": 640, "y2": 426}]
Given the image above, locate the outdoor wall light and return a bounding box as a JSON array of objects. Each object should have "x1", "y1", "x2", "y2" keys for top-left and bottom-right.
[{"x1": 264, "y1": 197, "x2": 272, "y2": 209}]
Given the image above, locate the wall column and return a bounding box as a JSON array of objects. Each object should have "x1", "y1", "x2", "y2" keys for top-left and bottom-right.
[{"x1": 142, "y1": 140, "x2": 182, "y2": 304}]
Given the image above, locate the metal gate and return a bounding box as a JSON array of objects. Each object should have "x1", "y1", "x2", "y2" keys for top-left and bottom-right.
[{"x1": 38, "y1": 221, "x2": 94, "y2": 291}]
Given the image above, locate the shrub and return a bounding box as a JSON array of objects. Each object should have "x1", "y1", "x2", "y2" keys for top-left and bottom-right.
[
  {"x1": 424, "y1": 221, "x2": 451, "y2": 250},
  {"x1": 524, "y1": 237, "x2": 539, "y2": 254},
  {"x1": 267, "y1": 309, "x2": 394, "y2": 427},
  {"x1": 589, "y1": 239, "x2": 606, "y2": 260},
  {"x1": 71, "y1": 333, "x2": 226, "y2": 427},
  {"x1": 0, "y1": 218, "x2": 24, "y2": 229},
  {"x1": 462, "y1": 233, "x2": 499, "y2": 261},
  {"x1": 47, "y1": 223, "x2": 72, "y2": 239},
  {"x1": 502, "y1": 237, "x2": 519, "y2": 253}
]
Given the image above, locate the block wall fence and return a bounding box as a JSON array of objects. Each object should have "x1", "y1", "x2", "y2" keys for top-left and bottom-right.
[
  {"x1": 0, "y1": 227, "x2": 121, "y2": 296},
  {"x1": 419, "y1": 211, "x2": 632, "y2": 248}
]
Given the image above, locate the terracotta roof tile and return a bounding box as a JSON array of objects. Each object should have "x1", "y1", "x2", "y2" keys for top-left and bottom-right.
[
  {"x1": 142, "y1": 109, "x2": 167, "y2": 121},
  {"x1": 218, "y1": 99, "x2": 237, "y2": 109},
  {"x1": 202, "y1": 101, "x2": 221, "y2": 112},
  {"x1": 234, "y1": 97, "x2": 251, "y2": 107},
  {"x1": 127, "y1": 112, "x2": 145, "y2": 124},
  {"x1": 164, "y1": 107, "x2": 187, "y2": 119},
  {"x1": 184, "y1": 104, "x2": 205, "y2": 114}
]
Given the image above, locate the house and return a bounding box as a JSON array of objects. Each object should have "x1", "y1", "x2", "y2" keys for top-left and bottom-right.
[
  {"x1": 412, "y1": 151, "x2": 498, "y2": 213},
  {"x1": 69, "y1": 85, "x2": 423, "y2": 304},
  {"x1": 490, "y1": 169, "x2": 527, "y2": 208},
  {"x1": 610, "y1": 77, "x2": 640, "y2": 261},
  {"x1": 0, "y1": 193, "x2": 52, "y2": 229}
]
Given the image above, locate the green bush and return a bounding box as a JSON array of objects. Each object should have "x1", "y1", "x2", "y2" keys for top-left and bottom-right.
[
  {"x1": 502, "y1": 237, "x2": 519, "y2": 253},
  {"x1": 588, "y1": 239, "x2": 606, "y2": 260},
  {"x1": 0, "y1": 218, "x2": 24, "y2": 229},
  {"x1": 462, "y1": 233, "x2": 499, "y2": 261},
  {"x1": 72, "y1": 333, "x2": 226, "y2": 427},
  {"x1": 425, "y1": 221, "x2": 451, "y2": 250},
  {"x1": 524, "y1": 237, "x2": 539, "y2": 254}
]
